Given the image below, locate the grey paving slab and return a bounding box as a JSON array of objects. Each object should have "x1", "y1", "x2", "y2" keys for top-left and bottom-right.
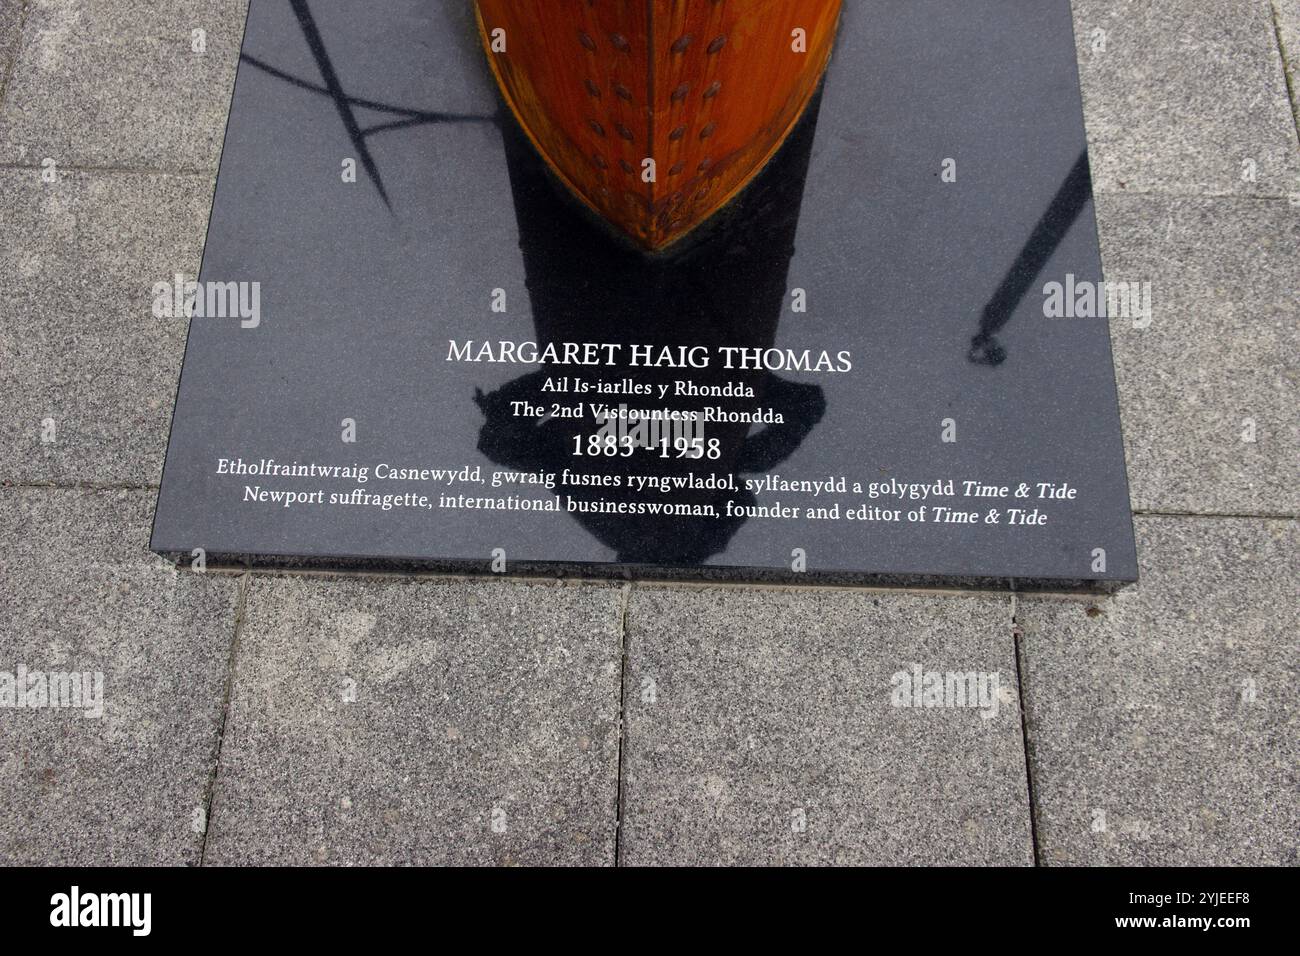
[
  {"x1": 1273, "y1": 0, "x2": 1300, "y2": 141},
  {"x1": 1072, "y1": 0, "x2": 1300, "y2": 197},
  {"x1": 0, "y1": 0, "x2": 247, "y2": 171},
  {"x1": 618, "y1": 586, "x2": 1032, "y2": 866},
  {"x1": 0, "y1": 1, "x2": 25, "y2": 99},
  {"x1": 1097, "y1": 193, "x2": 1299, "y2": 516},
  {"x1": 203, "y1": 576, "x2": 623, "y2": 866},
  {"x1": 0, "y1": 487, "x2": 240, "y2": 865},
  {"x1": 0, "y1": 168, "x2": 214, "y2": 485},
  {"x1": 1019, "y1": 515, "x2": 1299, "y2": 865}
]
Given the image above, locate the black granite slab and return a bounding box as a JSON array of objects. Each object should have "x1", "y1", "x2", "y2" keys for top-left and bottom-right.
[{"x1": 152, "y1": 0, "x2": 1138, "y2": 588}]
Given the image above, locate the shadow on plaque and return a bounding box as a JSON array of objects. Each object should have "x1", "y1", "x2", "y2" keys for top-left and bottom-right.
[{"x1": 474, "y1": 92, "x2": 829, "y2": 566}]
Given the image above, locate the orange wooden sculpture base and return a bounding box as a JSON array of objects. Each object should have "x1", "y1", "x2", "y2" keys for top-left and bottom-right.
[{"x1": 476, "y1": 0, "x2": 842, "y2": 252}]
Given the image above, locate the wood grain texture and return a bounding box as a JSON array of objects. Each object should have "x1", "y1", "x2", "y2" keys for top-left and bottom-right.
[{"x1": 477, "y1": 0, "x2": 842, "y2": 251}]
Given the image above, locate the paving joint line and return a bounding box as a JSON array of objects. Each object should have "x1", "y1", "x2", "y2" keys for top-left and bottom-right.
[
  {"x1": 1, "y1": 482, "x2": 160, "y2": 492},
  {"x1": 198, "y1": 569, "x2": 249, "y2": 866},
  {"x1": 1093, "y1": 188, "x2": 1298, "y2": 202},
  {"x1": 1009, "y1": 590, "x2": 1043, "y2": 867},
  {"x1": 0, "y1": 0, "x2": 31, "y2": 113},
  {"x1": 0, "y1": 162, "x2": 217, "y2": 178},
  {"x1": 1270, "y1": 0, "x2": 1300, "y2": 150},
  {"x1": 213, "y1": 566, "x2": 1024, "y2": 596},
  {"x1": 611, "y1": 581, "x2": 633, "y2": 867}
]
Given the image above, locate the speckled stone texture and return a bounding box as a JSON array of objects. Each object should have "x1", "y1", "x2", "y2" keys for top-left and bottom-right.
[
  {"x1": 0, "y1": 0, "x2": 247, "y2": 170},
  {"x1": 0, "y1": 487, "x2": 239, "y2": 864},
  {"x1": 1071, "y1": 0, "x2": 1300, "y2": 197},
  {"x1": 201, "y1": 576, "x2": 624, "y2": 865},
  {"x1": 0, "y1": 169, "x2": 215, "y2": 485},
  {"x1": 1019, "y1": 516, "x2": 1299, "y2": 865},
  {"x1": 0, "y1": 1, "x2": 26, "y2": 91},
  {"x1": 618, "y1": 586, "x2": 1033, "y2": 865},
  {"x1": 1095, "y1": 194, "x2": 1299, "y2": 515}
]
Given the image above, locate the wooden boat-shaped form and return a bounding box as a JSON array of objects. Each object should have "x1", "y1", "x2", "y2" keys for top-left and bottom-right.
[{"x1": 476, "y1": 0, "x2": 842, "y2": 251}]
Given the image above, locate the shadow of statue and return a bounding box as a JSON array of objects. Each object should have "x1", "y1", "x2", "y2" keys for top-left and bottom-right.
[{"x1": 474, "y1": 91, "x2": 829, "y2": 566}]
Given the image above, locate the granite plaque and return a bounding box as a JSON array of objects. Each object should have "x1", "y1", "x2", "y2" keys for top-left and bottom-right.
[{"x1": 152, "y1": 0, "x2": 1139, "y2": 588}]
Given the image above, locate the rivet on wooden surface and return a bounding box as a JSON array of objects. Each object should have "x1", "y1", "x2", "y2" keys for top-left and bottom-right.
[
  {"x1": 707, "y1": 35, "x2": 727, "y2": 53},
  {"x1": 578, "y1": 31, "x2": 596, "y2": 51}
]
